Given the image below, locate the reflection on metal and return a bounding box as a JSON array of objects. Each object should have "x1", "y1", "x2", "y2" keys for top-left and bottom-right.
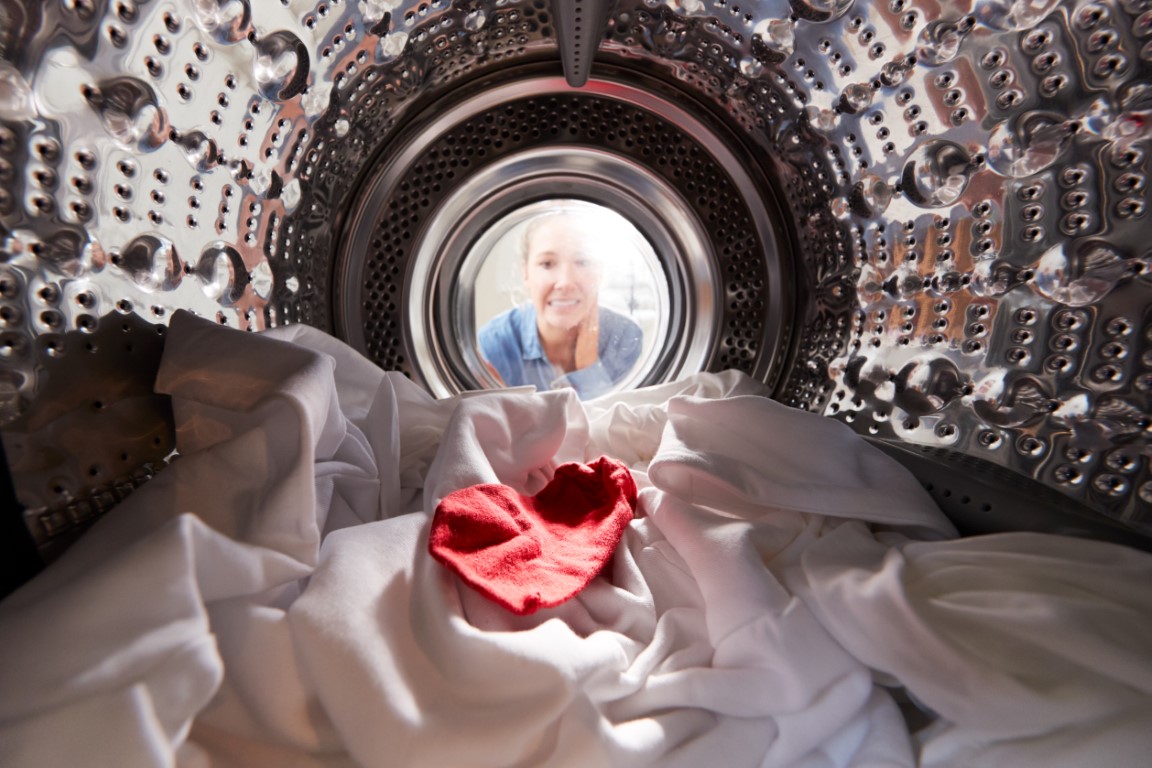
[
  {"x1": 2, "y1": 311, "x2": 174, "y2": 555},
  {"x1": 553, "y1": 0, "x2": 617, "y2": 87},
  {"x1": 0, "y1": 0, "x2": 1150, "y2": 550}
]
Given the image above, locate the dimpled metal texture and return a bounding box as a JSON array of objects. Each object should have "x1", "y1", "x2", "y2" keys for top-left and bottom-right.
[{"x1": 1, "y1": 0, "x2": 1151, "y2": 549}]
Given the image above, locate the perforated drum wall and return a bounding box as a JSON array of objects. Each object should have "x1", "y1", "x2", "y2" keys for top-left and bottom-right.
[
  {"x1": 1, "y1": 0, "x2": 1151, "y2": 557},
  {"x1": 350, "y1": 91, "x2": 773, "y2": 374}
]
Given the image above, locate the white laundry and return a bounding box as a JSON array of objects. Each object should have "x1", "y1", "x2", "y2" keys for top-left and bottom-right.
[{"x1": 1, "y1": 310, "x2": 1150, "y2": 767}]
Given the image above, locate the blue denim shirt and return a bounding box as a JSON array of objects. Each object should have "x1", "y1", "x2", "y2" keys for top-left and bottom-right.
[{"x1": 478, "y1": 304, "x2": 643, "y2": 400}]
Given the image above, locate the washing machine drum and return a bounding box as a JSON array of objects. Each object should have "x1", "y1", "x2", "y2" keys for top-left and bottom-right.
[{"x1": 1, "y1": 0, "x2": 1150, "y2": 561}]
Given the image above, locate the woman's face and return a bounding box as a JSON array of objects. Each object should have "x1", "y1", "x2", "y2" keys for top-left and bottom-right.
[{"x1": 522, "y1": 215, "x2": 602, "y2": 333}]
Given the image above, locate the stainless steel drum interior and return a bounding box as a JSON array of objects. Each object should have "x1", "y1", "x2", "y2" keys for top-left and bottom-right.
[{"x1": 1, "y1": 0, "x2": 1151, "y2": 560}]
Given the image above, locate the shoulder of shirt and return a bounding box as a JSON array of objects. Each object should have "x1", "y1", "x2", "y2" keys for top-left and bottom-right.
[{"x1": 478, "y1": 305, "x2": 522, "y2": 346}]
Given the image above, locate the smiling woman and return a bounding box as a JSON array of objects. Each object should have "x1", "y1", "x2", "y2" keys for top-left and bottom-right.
[{"x1": 474, "y1": 201, "x2": 662, "y2": 399}]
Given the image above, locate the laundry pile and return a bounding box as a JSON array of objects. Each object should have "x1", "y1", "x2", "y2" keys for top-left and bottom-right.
[{"x1": 2, "y1": 311, "x2": 1151, "y2": 767}]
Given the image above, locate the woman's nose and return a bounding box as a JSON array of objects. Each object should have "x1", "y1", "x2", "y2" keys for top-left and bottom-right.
[{"x1": 554, "y1": 261, "x2": 578, "y2": 286}]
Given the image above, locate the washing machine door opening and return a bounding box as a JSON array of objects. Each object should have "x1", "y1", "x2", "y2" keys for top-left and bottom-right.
[{"x1": 333, "y1": 74, "x2": 794, "y2": 401}]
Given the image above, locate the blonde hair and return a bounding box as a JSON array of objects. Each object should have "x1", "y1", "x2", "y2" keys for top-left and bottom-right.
[{"x1": 517, "y1": 205, "x2": 604, "y2": 263}]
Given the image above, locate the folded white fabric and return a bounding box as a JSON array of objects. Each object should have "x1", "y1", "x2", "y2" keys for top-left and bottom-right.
[
  {"x1": 3, "y1": 312, "x2": 1151, "y2": 768},
  {"x1": 649, "y1": 394, "x2": 957, "y2": 537},
  {"x1": 791, "y1": 521, "x2": 1152, "y2": 768},
  {"x1": 0, "y1": 310, "x2": 353, "y2": 766}
]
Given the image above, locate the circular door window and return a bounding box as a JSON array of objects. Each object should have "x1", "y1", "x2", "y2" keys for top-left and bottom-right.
[{"x1": 459, "y1": 199, "x2": 670, "y2": 400}]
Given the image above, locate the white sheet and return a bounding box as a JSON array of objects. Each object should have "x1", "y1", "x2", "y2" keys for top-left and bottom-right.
[{"x1": 1, "y1": 311, "x2": 1150, "y2": 767}]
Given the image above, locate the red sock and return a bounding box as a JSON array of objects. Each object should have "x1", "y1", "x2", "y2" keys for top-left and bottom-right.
[{"x1": 429, "y1": 456, "x2": 637, "y2": 615}]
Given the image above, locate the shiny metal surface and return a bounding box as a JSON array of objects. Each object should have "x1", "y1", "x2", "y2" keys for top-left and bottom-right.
[{"x1": 1, "y1": 0, "x2": 1150, "y2": 549}]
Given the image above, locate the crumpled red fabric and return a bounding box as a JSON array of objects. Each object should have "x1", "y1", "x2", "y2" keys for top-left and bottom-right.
[{"x1": 429, "y1": 456, "x2": 637, "y2": 615}]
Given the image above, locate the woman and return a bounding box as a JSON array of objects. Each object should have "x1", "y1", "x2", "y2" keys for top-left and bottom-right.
[{"x1": 478, "y1": 210, "x2": 643, "y2": 399}]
